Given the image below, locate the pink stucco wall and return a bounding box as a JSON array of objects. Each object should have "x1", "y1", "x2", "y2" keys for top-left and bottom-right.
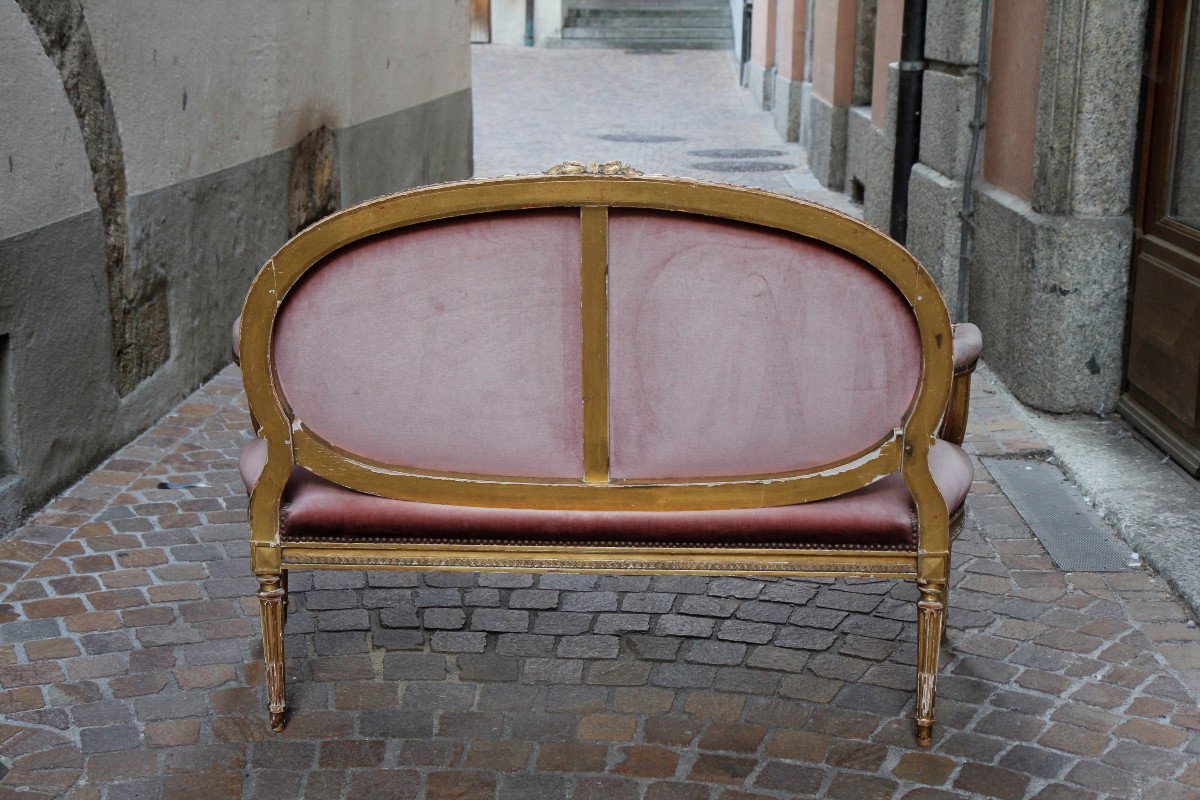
[{"x1": 983, "y1": 0, "x2": 1046, "y2": 200}]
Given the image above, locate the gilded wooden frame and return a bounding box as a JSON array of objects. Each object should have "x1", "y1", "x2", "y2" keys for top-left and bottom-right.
[{"x1": 240, "y1": 171, "x2": 957, "y2": 744}]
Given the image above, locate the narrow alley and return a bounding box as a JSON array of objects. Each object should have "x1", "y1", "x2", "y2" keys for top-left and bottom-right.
[{"x1": 0, "y1": 42, "x2": 1198, "y2": 800}]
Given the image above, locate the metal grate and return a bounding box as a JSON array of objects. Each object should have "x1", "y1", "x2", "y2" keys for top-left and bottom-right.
[
  {"x1": 688, "y1": 148, "x2": 786, "y2": 158},
  {"x1": 982, "y1": 457, "x2": 1133, "y2": 572},
  {"x1": 691, "y1": 161, "x2": 795, "y2": 172}
]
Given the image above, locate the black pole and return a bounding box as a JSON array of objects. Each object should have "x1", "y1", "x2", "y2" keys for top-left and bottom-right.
[
  {"x1": 740, "y1": 1, "x2": 754, "y2": 84},
  {"x1": 888, "y1": 0, "x2": 928, "y2": 244},
  {"x1": 525, "y1": 0, "x2": 535, "y2": 46}
]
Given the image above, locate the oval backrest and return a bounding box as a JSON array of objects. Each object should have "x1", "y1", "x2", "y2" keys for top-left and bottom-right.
[
  {"x1": 273, "y1": 209, "x2": 585, "y2": 478},
  {"x1": 244, "y1": 174, "x2": 951, "y2": 510},
  {"x1": 607, "y1": 210, "x2": 921, "y2": 479}
]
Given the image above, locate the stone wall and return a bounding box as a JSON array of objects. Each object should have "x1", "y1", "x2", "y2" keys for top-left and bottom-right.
[
  {"x1": 752, "y1": 0, "x2": 1150, "y2": 415},
  {"x1": 0, "y1": 0, "x2": 473, "y2": 530},
  {"x1": 908, "y1": 0, "x2": 1146, "y2": 412}
]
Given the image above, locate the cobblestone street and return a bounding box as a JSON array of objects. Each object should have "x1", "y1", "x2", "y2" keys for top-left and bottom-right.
[{"x1": 2, "y1": 45, "x2": 1199, "y2": 800}]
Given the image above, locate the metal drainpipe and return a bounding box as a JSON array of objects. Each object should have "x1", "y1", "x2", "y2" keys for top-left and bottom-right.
[
  {"x1": 525, "y1": 0, "x2": 535, "y2": 46},
  {"x1": 888, "y1": 0, "x2": 928, "y2": 243},
  {"x1": 955, "y1": 0, "x2": 991, "y2": 322}
]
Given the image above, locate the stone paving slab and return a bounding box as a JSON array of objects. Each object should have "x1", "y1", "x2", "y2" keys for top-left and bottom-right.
[{"x1": 2, "y1": 44, "x2": 1200, "y2": 800}]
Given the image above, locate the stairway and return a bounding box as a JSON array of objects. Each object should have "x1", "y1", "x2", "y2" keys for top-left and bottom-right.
[{"x1": 548, "y1": 0, "x2": 733, "y2": 50}]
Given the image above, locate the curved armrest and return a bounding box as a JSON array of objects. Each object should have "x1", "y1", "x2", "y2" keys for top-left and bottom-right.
[
  {"x1": 940, "y1": 323, "x2": 982, "y2": 446},
  {"x1": 953, "y1": 322, "x2": 982, "y2": 375},
  {"x1": 232, "y1": 315, "x2": 242, "y2": 366}
]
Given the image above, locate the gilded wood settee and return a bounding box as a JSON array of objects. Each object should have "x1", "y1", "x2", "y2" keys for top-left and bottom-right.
[{"x1": 235, "y1": 163, "x2": 981, "y2": 745}]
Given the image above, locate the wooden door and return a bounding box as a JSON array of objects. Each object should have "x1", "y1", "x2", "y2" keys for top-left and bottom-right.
[
  {"x1": 470, "y1": 0, "x2": 492, "y2": 43},
  {"x1": 1122, "y1": 0, "x2": 1200, "y2": 475}
]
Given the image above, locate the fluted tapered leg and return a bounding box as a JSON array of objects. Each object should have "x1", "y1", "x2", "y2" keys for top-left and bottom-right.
[
  {"x1": 258, "y1": 575, "x2": 287, "y2": 732},
  {"x1": 914, "y1": 579, "x2": 946, "y2": 747},
  {"x1": 941, "y1": 579, "x2": 951, "y2": 642}
]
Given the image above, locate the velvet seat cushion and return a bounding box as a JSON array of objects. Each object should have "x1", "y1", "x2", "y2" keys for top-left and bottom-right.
[{"x1": 238, "y1": 438, "x2": 972, "y2": 549}]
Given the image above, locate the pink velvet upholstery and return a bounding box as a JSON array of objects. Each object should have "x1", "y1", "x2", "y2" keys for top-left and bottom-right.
[
  {"x1": 239, "y1": 437, "x2": 973, "y2": 548},
  {"x1": 236, "y1": 312, "x2": 978, "y2": 376},
  {"x1": 272, "y1": 210, "x2": 584, "y2": 478},
  {"x1": 953, "y1": 323, "x2": 983, "y2": 373},
  {"x1": 607, "y1": 211, "x2": 922, "y2": 480}
]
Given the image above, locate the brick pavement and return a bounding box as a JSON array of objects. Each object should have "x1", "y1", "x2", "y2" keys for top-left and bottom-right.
[{"x1": 2, "y1": 45, "x2": 1200, "y2": 800}]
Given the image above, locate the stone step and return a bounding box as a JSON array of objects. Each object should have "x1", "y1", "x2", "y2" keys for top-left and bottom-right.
[
  {"x1": 566, "y1": 0, "x2": 727, "y2": 9},
  {"x1": 562, "y1": 26, "x2": 731, "y2": 39},
  {"x1": 565, "y1": 11, "x2": 731, "y2": 27},
  {"x1": 545, "y1": 36, "x2": 732, "y2": 49},
  {"x1": 557, "y1": 0, "x2": 732, "y2": 50}
]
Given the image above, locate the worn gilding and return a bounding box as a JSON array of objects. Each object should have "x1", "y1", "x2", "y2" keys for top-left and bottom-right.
[{"x1": 239, "y1": 170, "x2": 958, "y2": 744}]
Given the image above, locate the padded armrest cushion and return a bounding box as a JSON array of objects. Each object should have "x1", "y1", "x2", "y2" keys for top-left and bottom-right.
[{"x1": 953, "y1": 323, "x2": 982, "y2": 374}]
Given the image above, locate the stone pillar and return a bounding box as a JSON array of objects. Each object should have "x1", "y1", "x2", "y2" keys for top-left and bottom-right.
[
  {"x1": 968, "y1": 0, "x2": 1147, "y2": 413},
  {"x1": 807, "y1": 0, "x2": 857, "y2": 189},
  {"x1": 852, "y1": 0, "x2": 901, "y2": 229},
  {"x1": 772, "y1": 0, "x2": 808, "y2": 140},
  {"x1": 747, "y1": 0, "x2": 777, "y2": 109},
  {"x1": 904, "y1": 0, "x2": 983, "y2": 315}
]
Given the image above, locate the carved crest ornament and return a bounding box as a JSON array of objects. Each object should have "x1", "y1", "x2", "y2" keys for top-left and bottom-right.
[{"x1": 544, "y1": 160, "x2": 644, "y2": 177}]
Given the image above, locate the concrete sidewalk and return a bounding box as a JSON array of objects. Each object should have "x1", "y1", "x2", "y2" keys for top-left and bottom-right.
[{"x1": 471, "y1": 45, "x2": 860, "y2": 217}]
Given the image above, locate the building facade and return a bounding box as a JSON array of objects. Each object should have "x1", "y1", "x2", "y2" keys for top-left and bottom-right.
[
  {"x1": 0, "y1": 0, "x2": 474, "y2": 529},
  {"x1": 745, "y1": 0, "x2": 1200, "y2": 475}
]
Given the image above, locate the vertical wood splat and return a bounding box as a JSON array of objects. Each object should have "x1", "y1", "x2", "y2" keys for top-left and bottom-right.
[{"x1": 581, "y1": 206, "x2": 610, "y2": 482}]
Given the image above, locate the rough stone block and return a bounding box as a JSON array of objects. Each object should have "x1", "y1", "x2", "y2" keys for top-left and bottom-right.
[
  {"x1": 558, "y1": 635, "x2": 620, "y2": 659},
  {"x1": 80, "y1": 724, "x2": 142, "y2": 754},
  {"x1": 594, "y1": 613, "x2": 651, "y2": 634},
  {"x1": 533, "y1": 611, "x2": 592, "y2": 635},
  {"x1": 496, "y1": 633, "x2": 556, "y2": 657},
  {"x1": 924, "y1": 0, "x2": 982, "y2": 66},
  {"x1": 471, "y1": 609, "x2": 529, "y2": 633},
  {"x1": 806, "y1": 94, "x2": 848, "y2": 191},
  {"x1": 382, "y1": 653, "x2": 447, "y2": 681},
  {"x1": 772, "y1": 75, "x2": 806, "y2": 142},
  {"x1": 421, "y1": 608, "x2": 467, "y2": 630},
  {"x1": 799, "y1": 81, "x2": 814, "y2": 150},
  {"x1": 430, "y1": 631, "x2": 486, "y2": 653},
  {"x1": 509, "y1": 589, "x2": 559, "y2": 610},
  {"x1": 685, "y1": 641, "x2": 747, "y2": 666},
  {"x1": 316, "y1": 609, "x2": 370, "y2": 632},
  {"x1": 907, "y1": 164, "x2": 965, "y2": 315},
  {"x1": 746, "y1": 61, "x2": 774, "y2": 110},
  {"x1": 844, "y1": 105, "x2": 873, "y2": 204},
  {"x1": 1033, "y1": 0, "x2": 1148, "y2": 217},
  {"x1": 562, "y1": 591, "x2": 619, "y2": 612},
  {"x1": 919, "y1": 68, "x2": 975, "y2": 180},
  {"x1": 656, "y1": 615, "x2": 716, "y2": 638},
  {"x1": 970, "y1": 185, "x2": 1131, "y2": 412}
]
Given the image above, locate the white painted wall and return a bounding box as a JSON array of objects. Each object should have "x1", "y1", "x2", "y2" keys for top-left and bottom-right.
[
  {"x1": 1, "y1": 0, "x2": 471, "y2": 238},
  {"x1": 84, "y1": 0, "x2": 471, "y2": 196},
  {"x1": 489, "y1": 0, "x2": 563, "y2": 45},
  {"x1": 0, "y1": 3, "x2": 97, "y2": 240}
]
